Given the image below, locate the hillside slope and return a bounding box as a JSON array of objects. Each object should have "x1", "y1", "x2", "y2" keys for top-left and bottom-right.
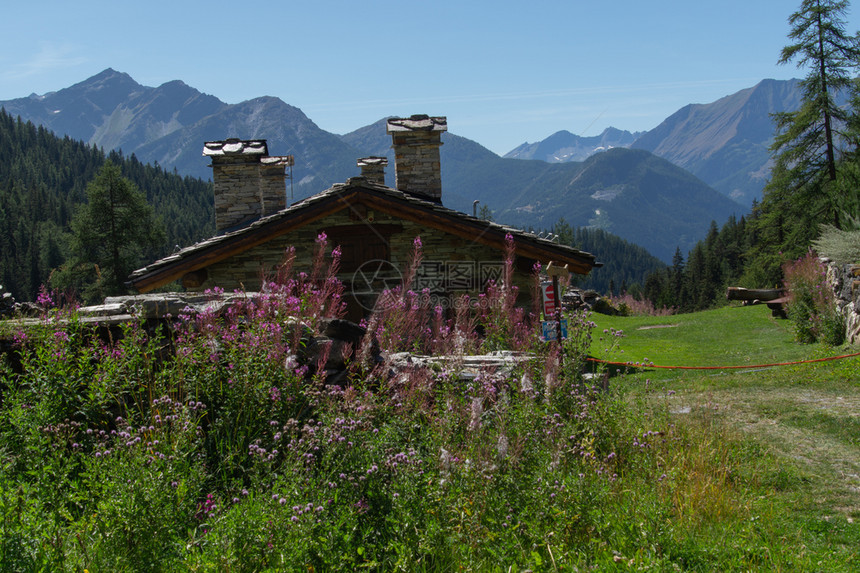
[
  {"x1": 632, "y1": 78, "x2": 804, "y2": 205},
  {"x1": 496, "y1": 148, "x2": 743, "y2": 262},
  {"x1": 0, "y1": 109, "x2": 213, "y2": 301}
]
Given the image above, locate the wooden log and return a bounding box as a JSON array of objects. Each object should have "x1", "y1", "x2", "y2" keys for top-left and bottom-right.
[{"x1": 726, "y1": 287, "x2": 786, "y2": 302}]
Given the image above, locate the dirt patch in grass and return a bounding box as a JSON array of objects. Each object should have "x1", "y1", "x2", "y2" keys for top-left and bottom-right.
[
  {"x1": 637, "y1": 324, "x2": 679, "y2": 330},
  {"x1": 667, "y1": 385, "x2": 860, "y2": 517}
]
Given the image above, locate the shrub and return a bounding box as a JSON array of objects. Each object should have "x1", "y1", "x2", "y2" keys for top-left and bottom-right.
[
  {"x1": 783, "y1": 250, "x2": 844, "y2": 345},
  {"x1": 812, "y1": 216, "x2": 860, "y2": 264},
  {"x1": 4, "y1": 236, "x2": 787, "y2": 570},
  {"x1": 609, "y1": 293, "x2": 675, "y2": 317},
  {"x1": 361, "y1": 234, "x2": 541, "y2": 357}
]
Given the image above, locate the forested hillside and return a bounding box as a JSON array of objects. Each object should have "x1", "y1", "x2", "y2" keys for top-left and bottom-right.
[
  {"x1": 550, "y1": 220, "x2": 667, "y2": 294},
  {"x1": 0, "y1": 109, "x2": 214, "y2": 301},
  {"x1": 619, "y1": 1, "x2": 860, "y2": 315}
]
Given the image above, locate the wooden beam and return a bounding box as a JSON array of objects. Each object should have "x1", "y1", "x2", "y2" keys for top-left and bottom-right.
[{"x1": 726, "y1": 287, "x2": 786, "y2": 302}]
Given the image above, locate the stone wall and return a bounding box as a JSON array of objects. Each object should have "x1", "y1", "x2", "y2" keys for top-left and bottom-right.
[
  {"x1": 259, "y1": 159, "x2": 288, "y2": 217},
  {"x1": 194, "y1": 207, "x2": 539, "y2": 320},
  {"x1": 357, "y1": 157, "x2": 388, "y2": 185},
  {"x1": 825, "y1": 259, "x2": 860, "y2": 344},
  {"x1": 209, "y1": 147, "x2": 290, "y2": 232},
  {"x1": 212, "y1": 156, "x2": 266, "y2": 232}
]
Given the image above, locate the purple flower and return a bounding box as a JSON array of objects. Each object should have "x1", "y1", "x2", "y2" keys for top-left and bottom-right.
[{"x1": 36, "y1": 285, "x2": 54, "y2": 308}]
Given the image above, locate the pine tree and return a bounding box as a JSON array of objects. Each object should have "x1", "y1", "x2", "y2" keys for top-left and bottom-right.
[
  {"x1": 671, "y1": 247, "x2": 685, "y2": 303},
  {"x1": 58, "y1": 161, "x2": 166, "y2": 301}
]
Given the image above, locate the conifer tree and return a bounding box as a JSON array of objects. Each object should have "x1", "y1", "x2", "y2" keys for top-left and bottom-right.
[
  {"x1": 768, "y1": 0, "x2": 860, "y2": 226},
  {"x1": 747, "y1": 0, "x2": 860, "y2": 284},
  {"x1": 671, "y1": 247, "x2": 685, "y2": 302},
  {"x1": 57, "y1": 161, "x2": 165, "y2": 301}
]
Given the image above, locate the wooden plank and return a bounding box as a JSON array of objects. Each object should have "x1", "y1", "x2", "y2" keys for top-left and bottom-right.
[{"x1": 546, "y1": 262, "x2": 570, "y2": 278}]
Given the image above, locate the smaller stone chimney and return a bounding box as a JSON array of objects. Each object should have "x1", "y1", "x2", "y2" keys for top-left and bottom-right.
[
  {"x1": 203, "y1": 139, "x2": 294, "y2": 232},
  {"x1": 386, "y1": 115, "x2": 447, "y2": 203},
  {"x1": 357, "y1": 156, "x2": 388, "y2": 185}
]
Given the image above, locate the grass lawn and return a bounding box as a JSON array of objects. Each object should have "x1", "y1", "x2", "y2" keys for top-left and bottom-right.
[
  {"x1": 589, "y1": 303, "x2": 860, "y2": 567},
  {"x1": 589, "y1": 304, "x2": 829, "y2": 371}
]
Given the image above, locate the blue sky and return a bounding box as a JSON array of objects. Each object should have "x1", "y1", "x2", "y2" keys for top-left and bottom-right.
[{"x1": 3, "y1": 1, "x2": 859, "y2": 155}]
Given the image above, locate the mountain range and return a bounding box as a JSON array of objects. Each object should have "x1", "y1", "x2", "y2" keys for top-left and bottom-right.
[
  {"x1": 505, "y1": 79, "x2": 807, "y2": 207},
  {"x1": 505, "y1": 128, "x2": 642, "y2": 163},
  {"x1": 0, "y1": 68, "x2": 784, "y2": 262}
]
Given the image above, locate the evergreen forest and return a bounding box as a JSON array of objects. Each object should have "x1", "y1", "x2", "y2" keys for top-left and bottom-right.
[
  {"x1": 552, "y1": 220, "x2": 668, "y2": 296},
  {"x1": 0, "y1": 108, "x2": 214, "y2": 301}
]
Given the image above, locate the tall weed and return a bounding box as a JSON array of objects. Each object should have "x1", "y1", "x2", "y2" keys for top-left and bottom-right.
[
  {"x1": 611, "y1": 292, "x2": 676, "y2": 317},
  {"x1": 783, "y1": 250, "x2": 844, "y2": 345}
]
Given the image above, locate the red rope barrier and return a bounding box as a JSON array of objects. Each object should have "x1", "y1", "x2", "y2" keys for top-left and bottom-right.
[{"x1": 586, "y1": 351, "x2": 860, "y2": 370}]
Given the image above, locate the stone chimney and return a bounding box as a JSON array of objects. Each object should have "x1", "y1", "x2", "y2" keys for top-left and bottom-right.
[
  {"x1": 357, "y1": 156, "x2": 388, "y2": 185},
  {"x1": 203, "y1": 139, "x2": 294, "y2": 232},
  {"x1": 386, "y1": 115, "x2": 447, "y2": 203}
]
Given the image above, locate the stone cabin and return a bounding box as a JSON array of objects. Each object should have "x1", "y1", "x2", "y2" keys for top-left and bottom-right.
[{"x1": 128, "y1": 115, "x2": 600, "y2": 320}]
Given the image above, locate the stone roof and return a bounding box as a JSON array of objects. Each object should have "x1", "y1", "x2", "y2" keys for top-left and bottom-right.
[
  {"x1": 261, "y1": 155, "x2": 295, "y2": 166},
  {"x1": 386, "y1": 115, "x2": 448, "y2": 133},
  {"x1": 128, "y1": 176, "x2": 600, "y2": 292},
  {"x1": 203, "y1": 139, "x2": 269, "y2": 156},
  {"x1": 357, "y1": 156, "x2": 388, "y2": 166}
]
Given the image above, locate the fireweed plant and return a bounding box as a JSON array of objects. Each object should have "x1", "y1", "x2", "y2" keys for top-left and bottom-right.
[
  {"x1": 362, "y1": 235, "x2": 539, "y2": 357},
  {"x1": 2, "y1": 232, "x2": 748, "y2": 571},
  {"x1": 783, "y1": 249, "x2": 845, "y2": 345}
]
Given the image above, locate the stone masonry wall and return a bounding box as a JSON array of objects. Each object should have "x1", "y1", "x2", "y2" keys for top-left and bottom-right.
[
  {"x1": 357, "y1": 157, "x2": 387, "y2": 186},
  {"x1": 390, "y1": 131, "x2": 443, "y2": 203},
  {"x1": 213, "y1": 157, "x2": 264, "y2": 232},
  {"x1": 825, "y1": 259, "x2": 860, "y2": 344},
  {"x1": 259, "y1": 162, "x2": 287, "y2": 217},
  {"x1": 195, "y1": 208, "x2": 538, "y2": 317}
]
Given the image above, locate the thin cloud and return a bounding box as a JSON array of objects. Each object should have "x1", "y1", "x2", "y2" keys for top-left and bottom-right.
[{"x1": 2, "y1": 43, "x2": 88, "y2": 82}]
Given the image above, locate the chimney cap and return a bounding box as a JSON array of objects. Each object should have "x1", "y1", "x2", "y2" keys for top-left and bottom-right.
[
  {"x1": 203, "y1": 139, "x2": 269, "y2": 157},
  {"x1": 357, "y1": 156, "x2": 388, "y2": 167},
  {"x1": 386, "y1": 115, "x2": 447, "y2": 134},
  {"x1": 261, "y1": 155, "x2": 295, "y2": 166}
]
